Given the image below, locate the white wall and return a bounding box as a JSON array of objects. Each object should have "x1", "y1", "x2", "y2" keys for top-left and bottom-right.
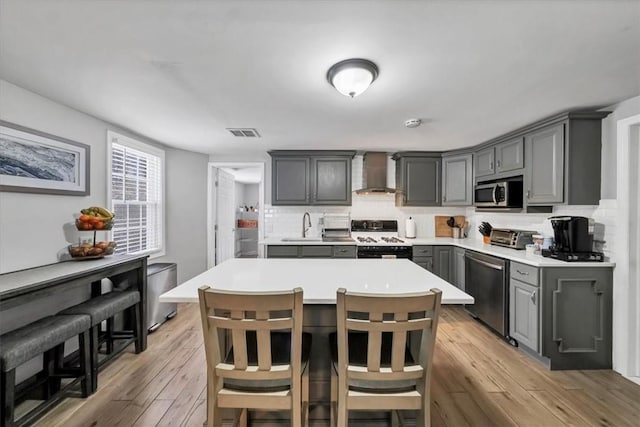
[
  {"x1": 601, "y1": 95, "x2": 640, "y2": 199},
  {"x1": 0, "y1": 79, "x2": 209, "y2": 283}
]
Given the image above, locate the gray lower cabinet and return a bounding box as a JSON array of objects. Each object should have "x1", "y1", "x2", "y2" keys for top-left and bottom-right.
[
  {"x1": 510, "y1": 278, "x2": 539, "y2": 352},
  {"x1": 508, "y1": 260, "x2": 613, "y2": 370},
  {"x1": 266, "y1": 245, "x2": 356, "y2": 259},
  {"x1": 393, "y1": 153, "x2": 441, "y2": 206},
  {"x1": 442, "y1": 153, "x2": 473, "y2": 206},
  {"x1": 413, "y1": 245, "x2": 453, "y2": 281},
  {"x1": 540, "y1": 267, "x2": 613, "y2": 370},
  {"x1": 452, "y1": 247, "x2": 465, "y2": 290},
  {"x1": 269, "y1": 151, "x2": 355, "y2": 206},
  {"x1": 509, "y1": 262, "x2": 540, "y2": 352},
  {"x1": 412, "y1": 245, "x2": 433, "y2": 272},
  {"x1": 433, "y1": 246, "x2": 453, "y2": 282}
]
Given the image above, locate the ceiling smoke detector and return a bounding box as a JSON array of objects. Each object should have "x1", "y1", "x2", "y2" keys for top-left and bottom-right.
[{"x1": 404, "y1": 119, "x2": 422, "y2": 128}]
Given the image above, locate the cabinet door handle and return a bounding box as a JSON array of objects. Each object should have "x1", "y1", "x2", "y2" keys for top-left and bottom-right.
[
  {"x1": 531, "y1": 290, "x2": 537, "y2": 304},
  {"x1": 497, "y1": 160, "x2": 501, "y2": 168},
  {"x1": 338, "y1": 249, "x2": 347, "y2": 253},
  {"x1": 516, "y1": 269, "x2": 529, "y2": 276},
  {"x1": 526, "y1": 189, "x2": 531, "y2": 199},
  {"x1": 490, "y1": 161, "x2": 494, "y2": 170}
]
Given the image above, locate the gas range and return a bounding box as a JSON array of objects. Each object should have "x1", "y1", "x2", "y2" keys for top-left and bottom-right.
[
  {"x1": 351, "y1": 220, "x2": 412, "y2": 258},
  {"x1": 354, "y1": 235, "x2": 407, "y2": 245}
]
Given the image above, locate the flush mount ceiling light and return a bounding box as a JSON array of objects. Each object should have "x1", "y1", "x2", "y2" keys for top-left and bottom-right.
[{"x1": 327, "y1": 58, "x2": 379, "y2": 98}]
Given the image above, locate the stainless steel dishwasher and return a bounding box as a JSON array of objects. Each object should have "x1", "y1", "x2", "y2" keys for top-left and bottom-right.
[
  {"x1": 464, "y1": 251, "x2": 516, "y2": 345},
  {"x1": 147, "y1": 263, "x2": 178, "y2": 333}
]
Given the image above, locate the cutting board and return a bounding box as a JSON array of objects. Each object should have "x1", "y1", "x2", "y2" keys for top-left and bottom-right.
[{"x1": 435, "y1": 215, "x2": 466, "y2": 237}]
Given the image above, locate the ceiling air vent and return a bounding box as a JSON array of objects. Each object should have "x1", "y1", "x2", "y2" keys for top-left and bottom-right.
[{"x1": 227, "y1": 128, "x2": 261, "y2": 138}]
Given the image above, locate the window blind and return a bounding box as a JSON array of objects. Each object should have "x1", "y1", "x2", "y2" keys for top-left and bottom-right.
[{"x1": 110, "y1": 137, "x2": 164, "y2": 256}]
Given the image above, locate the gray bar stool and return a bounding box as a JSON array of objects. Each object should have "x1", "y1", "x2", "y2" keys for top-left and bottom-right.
[
  {"x1": 1, "y1": 314, "x2": 92, "y2": 427},
  {"x1": 58, "y1": 289, "x2": 142, "y2": 392}
]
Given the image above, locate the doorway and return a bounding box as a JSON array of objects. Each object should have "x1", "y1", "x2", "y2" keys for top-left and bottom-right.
[
  {"x1": 207, "y1": 162, "x2": 265, "y2": 268},
  {"x1": 615, "y1": 114, "x2": 640, "y2": 384}
]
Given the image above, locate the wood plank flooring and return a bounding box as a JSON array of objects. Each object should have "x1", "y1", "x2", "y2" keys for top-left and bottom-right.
[{"x1": 33, "y1": 304, "x2": 640, "y2": 426}]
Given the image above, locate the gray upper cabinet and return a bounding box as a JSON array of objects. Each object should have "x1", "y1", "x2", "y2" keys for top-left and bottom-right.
[
  {"x1": 474, "y1": 137, "x2": 524, "y2": 181},
  {"x1": 525, "y1": 124, "x2": 564, "y2": 204},
  {"x1": 474, "y1": 147, "x2": 495, "y2": 178},
  {"x1": 271, "y1": 157, "x2": 310, "y2": 205},
  {"x1": 393, "y1": 153, "x2": 441, "y2": 206},
  {"x1": 312, "y1": 157, "x2": 351, "y2": 205},
  {"x1": 270, "y1": 151, "x2": 355, "y2": 206},
  {"x1": 495, "y1": 137, "x2": 524, "y2": 174},
  {"x1": 442, "y1": 153, "x2": 473, "y2": 206},
  {"x1": 524, "y1": 113, "x2": 609, "y2": 206}
]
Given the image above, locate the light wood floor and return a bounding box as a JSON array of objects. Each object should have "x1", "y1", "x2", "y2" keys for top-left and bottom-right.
[{"x1": 33, "y1": 303, "x2": 640, "y2": 427}]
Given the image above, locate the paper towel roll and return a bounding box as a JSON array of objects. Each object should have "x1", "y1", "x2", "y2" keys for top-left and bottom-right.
[{"x1": 405, "y1": 217, "x2": 416, "y2": 239}]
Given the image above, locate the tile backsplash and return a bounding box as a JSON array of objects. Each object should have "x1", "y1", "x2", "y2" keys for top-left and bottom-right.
[
  {"x1": 263, "y1": 154, "x2": 617, "y2": 260},
  {"x1": 263, "y1": 197, "x2": 617, "y2": 260}
]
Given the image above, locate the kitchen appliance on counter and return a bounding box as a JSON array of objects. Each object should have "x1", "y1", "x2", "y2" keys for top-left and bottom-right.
[
  {"x1": 464, "y1": 251, "x2": 514, "y2": 345},
  {"x1": 474, "y1": 177, "x2": 523, "y2": 210},
  {"x1": 322, "y1": 213, "x2": 355, "y2": 242},
  {"x1": 351, "y1": 219, "x2": 412, "y2": 258},
  {"x1": 490, "y1": 228, "x2": 537, "y2": 249},
  {"x1": 542, "y1": 216, "x2": 604, "y2": 262}
]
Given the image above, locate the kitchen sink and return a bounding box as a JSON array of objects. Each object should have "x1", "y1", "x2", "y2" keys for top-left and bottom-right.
[{"x1": 280, "y1": 237, "x2": 323, "y2": 242}]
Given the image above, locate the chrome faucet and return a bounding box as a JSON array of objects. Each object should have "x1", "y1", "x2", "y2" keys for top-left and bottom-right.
[{"x1": 302, "y1": 212, "x2": 312, "y2": 238}]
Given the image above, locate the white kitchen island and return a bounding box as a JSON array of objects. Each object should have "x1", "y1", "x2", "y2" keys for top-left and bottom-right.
[
  {"x1": 160, "y1": 258, "x2": 472, "y2": 424},
  {"x1": 159, "y1": 258, "x2": 473, "y2": 304}
]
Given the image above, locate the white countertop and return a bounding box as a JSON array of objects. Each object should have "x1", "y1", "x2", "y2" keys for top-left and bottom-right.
[
  {"x1": 260, "y1": 237, "x2": 356, "y2": 246},
  {"x1": 159, "y1": 258, "x2": 473, "y2": 305},
  {"x1": 261, "y1": 236, "x2": 614, "y2": 268}
]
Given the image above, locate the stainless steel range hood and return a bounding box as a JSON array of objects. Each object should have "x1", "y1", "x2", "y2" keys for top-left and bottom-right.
[{"x1": 354, "y1": 152, "x2": 396, "y2": 194}]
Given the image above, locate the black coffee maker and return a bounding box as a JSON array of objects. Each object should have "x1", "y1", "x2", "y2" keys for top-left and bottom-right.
[{"x1": 542, "y1": 216, "x2": 603, "y2": 262}]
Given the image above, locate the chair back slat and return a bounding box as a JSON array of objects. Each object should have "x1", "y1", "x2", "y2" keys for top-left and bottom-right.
[
  {"x1": 198, "y1": 286, "x2": 303, "y2": 379},
  {"x1": 230, "y1": 310, "x2": 249, "y2": 370},
  {"x1": 256, "y1": 310, "x2": 272, "y2": 370},
  {"x1": 366, "y1": 311, "x2": 383, "y2": 372},
  {"x1": 336, "y1": 287, "x2": 443, "y2": 382},
  {"x1": 391, "y1": 312, "x2": 409, "y2": 371},
  {"x1": 345, "y1": 318, "x2": 431, "y2": 333}
]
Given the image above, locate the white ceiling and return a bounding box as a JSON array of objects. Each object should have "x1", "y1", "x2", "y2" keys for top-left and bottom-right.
[{"x1": 1, "y1": 0, "x2": 639, "y2": 156}]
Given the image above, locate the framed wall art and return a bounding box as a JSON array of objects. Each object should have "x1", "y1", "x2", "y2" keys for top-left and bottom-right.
[{"x1": 0, "y1": 120, "x2": 90, "y2": 196}]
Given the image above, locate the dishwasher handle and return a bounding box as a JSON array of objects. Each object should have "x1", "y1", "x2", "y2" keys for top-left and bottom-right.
[{"x1": 465, "y1": 252, "x2": 505, "y2": 271}]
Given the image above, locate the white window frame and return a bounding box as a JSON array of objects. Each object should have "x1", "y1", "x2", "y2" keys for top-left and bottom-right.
[{"x1": 107, "y1": 130, "x2": 166, "y2": 258}]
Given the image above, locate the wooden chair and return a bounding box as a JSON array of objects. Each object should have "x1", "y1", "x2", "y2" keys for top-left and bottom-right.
[
  {"x1": 330, "y1": 288, "x2": 442, "y2": 427},
  {"x1": 198, "y1": 286, "x2": 310, "y2": 427}
]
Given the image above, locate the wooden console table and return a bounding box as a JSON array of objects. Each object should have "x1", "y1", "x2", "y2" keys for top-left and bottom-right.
[{"x1": 0, "y1": 255, "x2": 149, "y2": 350}]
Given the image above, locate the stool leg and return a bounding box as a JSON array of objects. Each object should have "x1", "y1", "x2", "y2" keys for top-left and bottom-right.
[
  {"x1": 2, "y1": 369, "x2": 16, "y2": 427},
  {"x1": 132, "y1": 302, "x2": 143, "y2": 354},
  {"x1": 79, "y1": 330, "x2": 92, "y2": 397},
  {"x1": 106, "y1": 318, "x2": 115, "y2": 354},
  {"x1": 90, "y1": 326, "x2": 99, "y2": 393}
]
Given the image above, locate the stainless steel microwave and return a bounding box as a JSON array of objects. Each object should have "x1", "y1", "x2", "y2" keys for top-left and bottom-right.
[{"x1": 474, "y1": 179, "x2": 523, "y2": 208}]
